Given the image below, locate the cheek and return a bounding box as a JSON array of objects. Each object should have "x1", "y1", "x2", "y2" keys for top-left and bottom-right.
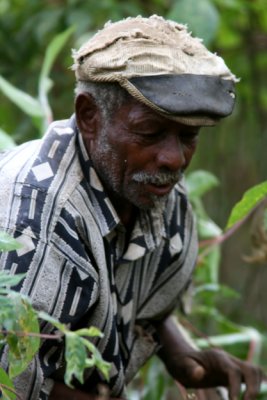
[
  {"x1": 121, "y1": 143, "x2": 148, "y2": 169},
  {"x1": 183, "y1": 144, "x2": 198, "y2": 165}
]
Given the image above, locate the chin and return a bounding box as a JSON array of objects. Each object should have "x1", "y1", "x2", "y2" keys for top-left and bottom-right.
[{"x1": 133, "y1": 194, "x2": 168, "y2": 212}]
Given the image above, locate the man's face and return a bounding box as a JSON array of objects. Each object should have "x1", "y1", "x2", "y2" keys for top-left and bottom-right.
[{"x1": 89, "y1": 99, "x2": 200, "y2": 210}]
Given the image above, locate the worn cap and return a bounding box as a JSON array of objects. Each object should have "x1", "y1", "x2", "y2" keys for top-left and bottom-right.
[{"x1": 72, "y1": 15, "x2": 237, "y2": 126}]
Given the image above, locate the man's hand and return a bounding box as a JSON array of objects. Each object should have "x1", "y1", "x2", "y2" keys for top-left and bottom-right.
[
  {"x1": 155, "y1": 315, "x2": 266, "y2": 400},
  {"x1": 49, "y1": 381, "x2": 123, "y2": 400},
  {"x1": 165, "y1": 347, "x2": 263, "y2": 400}
]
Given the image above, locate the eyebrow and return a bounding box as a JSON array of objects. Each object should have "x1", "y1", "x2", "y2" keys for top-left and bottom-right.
[{"x1": 127, "y1": 110, "x2": 166, "y2": 125}]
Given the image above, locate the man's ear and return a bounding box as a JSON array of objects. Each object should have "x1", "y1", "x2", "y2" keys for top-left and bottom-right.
[{"x1": 75, "y1": 92, "x2": 100, "y2": 142}]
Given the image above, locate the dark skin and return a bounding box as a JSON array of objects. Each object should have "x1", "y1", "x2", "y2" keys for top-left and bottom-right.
[
  {"x1": 156, "y1": 316, "x2": 264, "y2": 400},
  {"x1": 50, "y1": 93, "x2": 265, "y2": 400},
  {"x1": 75, "y1": 92, "x2": 199, "y2": 226}
]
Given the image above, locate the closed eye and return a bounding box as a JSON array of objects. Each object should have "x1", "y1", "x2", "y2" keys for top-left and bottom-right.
[
  {"x1": 179, "y1": 131, "x2": 200, "y2": 144},
  {"x1": 133, "y1": 130, "x2": 165, "y2": 139}
]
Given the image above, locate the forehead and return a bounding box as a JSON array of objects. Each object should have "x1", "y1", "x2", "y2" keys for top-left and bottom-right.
[
  {"x1": 122, "y1": 100, "x2": 164, "y2": 123},
  {"x1": 113, "y1": 97, "x2": 202, "y2": 130}
]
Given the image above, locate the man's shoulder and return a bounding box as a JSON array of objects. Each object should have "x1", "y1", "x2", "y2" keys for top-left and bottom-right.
[
  {"x1": 0, "y1": 118, "x2": 79, "y2": 187},
  {"x1": 0, "y1": 118, "x2": 88, "y2": 234},
  {"x1": 0, "y1": 139, "x2": 41, "y2": 183}
]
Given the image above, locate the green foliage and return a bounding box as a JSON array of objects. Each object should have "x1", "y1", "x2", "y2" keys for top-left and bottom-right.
[
  {"x1": 65, "y1": 332, "x2": 89, "y2": 386},
  {"x1": 0, "y1": 273, "x2": 39, "y2": 381},
  {"x1": 226, "y1": 180, "x2": 267, "y2": 229},
  {"x1": 75, "y1": 328, "x2": 111, "y2": 381},
  {"x1": 0, "y1": 129, "x2": 16, "y2": 151},
  {"x1": 38, "y1": 26, "x2": 74, "y2": 130},
  {"x1": 39, "y1": 312, "x2": 111, "y2": 387},
  {"x1": 187, "y1": 170, "x2": 222, "y2": 240},
  {"x1": 197, "y1": 246, "x2": 221, "y2": 283},
  {"x1": 167, "y1": 0, "x2": 219, "y2": 45},
  {"x1": 64, "y1": 330, "x2": 110, "y2": 387},
  {"x1": 185, "y1": 169, "x2": 267, "y2": 347},
  {"x1": 186, "y1": 170, "x2": 220, "y2": 199},
  {"x1": 0, "y1": 1, "x2": 267, "y2": 398},
  {"x1": 0, "y1": 273, "x2": 111, "y2": 396},
  {"x1": 128, "y1": 357, "x2": 177, "y2": 400},
  {"x1": 0, "y1": 75, "x2": 43, "y2": 117},
  {"x1": 6, "y1": 293, "x2": 40, "y2": 378},
  {"x1": 186, "y1": 170, "x2": 222, "y2": 286},
  {"x1": 0, "y1": 27, "x2": 74, "y2": 137},
  {"x1": 130, "y1": 170, "x2": 267, "y2": 398},
  {"x1": 0, "y1": 368, "x2": 16, "y2": 400},
  {"x1": 0, "y1": 232, "x2": 22, "y2": 252},
  {"x1": 0, "y1": 271, "x2": 26, "y2": 291}
]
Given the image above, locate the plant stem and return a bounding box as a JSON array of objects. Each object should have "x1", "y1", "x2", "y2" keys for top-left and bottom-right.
[
  {"x1": 0, "y1": 329, "x2": 63, "y2": 340},
  {"x1": 0, "y1": 382, "x2": 23, "y2": 400}
]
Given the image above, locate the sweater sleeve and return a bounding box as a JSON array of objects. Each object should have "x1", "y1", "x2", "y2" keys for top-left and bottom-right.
[{"x1": 0, "y1": 226, "x2": 99, "y2": 400}]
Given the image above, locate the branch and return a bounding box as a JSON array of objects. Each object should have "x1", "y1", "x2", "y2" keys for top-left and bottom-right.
[
  {"x1": 0, "y1": 382, "x2": 24, "y2": 400},
  {"x1": 0, "y1": 329, "x2": 63, "y2": 340},
  {"x1": 198, "y1": 196, "x2": 267, "y2": 261}
]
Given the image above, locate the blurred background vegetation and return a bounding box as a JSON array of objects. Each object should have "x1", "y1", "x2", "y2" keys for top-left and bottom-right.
[{"x1": 1, "y1": 0, "x2": 267, "y2": 397}]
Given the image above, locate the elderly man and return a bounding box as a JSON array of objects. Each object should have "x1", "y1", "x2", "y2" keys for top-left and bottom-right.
[{"x1": 0, "y1": 15, "x2": 264, "y2": 400}]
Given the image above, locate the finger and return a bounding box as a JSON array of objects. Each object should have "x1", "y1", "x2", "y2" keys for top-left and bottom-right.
[
  {"x1": 190, "y1": 362, "x2": 206, "y2": 382},
  {"x1": 241, "y1": 364, "x2": 263, "y2": 400},
  {"x1": 177, "y1": 357, "x2": 207, "y2": 387},
  {"x1": 227, "y1": 364, "x2": 242, "y2": 400}
]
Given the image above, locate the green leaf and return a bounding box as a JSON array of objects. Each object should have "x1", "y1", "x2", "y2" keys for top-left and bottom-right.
[
  {"x1": 92, "y1": 354, "x2": 111, "y2": 382},
  {"x1": 39, "y1": 313, "x2": 110, "y2": 385},
  {"x1": 0, "y1": 129, "x2": 16, "y2": 151},
  {"x1": 226, "y1": 181, "x2": 267, "y2": 229},
  {"x1": 38, "y1": 310, "x2": 67, "y2": 333},
  {"x1": 38, "y1": 27, "x2": 74, "y2": 126},
  {"x1": 195, "y1": 283, "x2": 239, "y2": 299},
  {"x1": 0, "y1": 232, "x2": 22, "y2": 252},
  {"x1": 81, "y1": 337, "x2": 111, "y2": 382},
  {"x1": 167, "y1": 0, "x2": 219, "y2": 45},
  {"x1": 198, "y1": 217, "x2": 222, "y2": 239},
  {"x1": 197, "y1": 245, "x2": 221, "y2": 284},
  {"x1": 39, "y1": 26, "x2": 74, "y2": 87},
  {"x1": 0, "y1": 76, "x2": 43, "y2": 117},
  {"x1": 64, "y1": 332, "x2": 87, "y2": 387},
  {"x1": 0, "y1": 367, "x2": 16, "y2": 400},
  {"x1": 75, "y1": 327, "x2": 103, "y2": 338},
  {"x1": 263, "y1": 209, "x2": 267, "y2": 231},
  {"x1": 192, "y1": 304, "x2": 236, "y2": 328},
  {"x1": 0, "y1": 296, "x2": 13, "y2": 308},
  {"x1": 0, "y1": 271, "x2": 25, "y2": 289},
  {"x1": 139, "y1": 357, "x2": 171, "y2": 400},
  {"x1": 6, "y1": 293, "x2": 40, "y2": 378},
  {"x1": 186, "y1": 170, "x2": 219, "y2": 200}
]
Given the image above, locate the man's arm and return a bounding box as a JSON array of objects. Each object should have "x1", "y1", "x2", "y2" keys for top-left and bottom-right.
[{"x1": 154, "y1": 315, "x2": 265, "y2": 400}]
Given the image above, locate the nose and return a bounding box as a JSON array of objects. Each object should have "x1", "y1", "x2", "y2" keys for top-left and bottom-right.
[{"x1": 155, "y1": 134, "x2": 186, "y2": 171}]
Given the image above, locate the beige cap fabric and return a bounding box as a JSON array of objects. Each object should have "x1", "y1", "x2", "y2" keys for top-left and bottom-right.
[{"x1": 72, "y1": 15, "x2": 237, "y2": 126}]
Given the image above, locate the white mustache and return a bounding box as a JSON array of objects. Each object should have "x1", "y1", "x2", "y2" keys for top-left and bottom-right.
[{"x1": 132, "y1": 171, "x2": 183, "y2": 185}]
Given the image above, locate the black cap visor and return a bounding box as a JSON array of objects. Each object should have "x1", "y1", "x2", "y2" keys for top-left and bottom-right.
[{"x1": 129, "y1": 74, "x2": 235, "y2": 119}]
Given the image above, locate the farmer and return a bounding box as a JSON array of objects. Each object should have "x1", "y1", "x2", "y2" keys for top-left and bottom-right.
[{"x1": 0, "y1": 15, "x2": 264, "y2": 400}]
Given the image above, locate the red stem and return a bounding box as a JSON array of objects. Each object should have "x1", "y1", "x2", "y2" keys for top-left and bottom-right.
[
  {"x1": 0, "y1": 382, "x2": 24, "y2": 400},
  {"x1": 0, "y1": 329, "x2": 63, "y2": 340},
  {"x1": 198, "y1": 197, "x2": 267, "y2": 260}
]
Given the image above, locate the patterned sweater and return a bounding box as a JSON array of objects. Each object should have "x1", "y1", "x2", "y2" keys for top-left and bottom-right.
[{"x1": 0, "y1": 116, "x2": 197, "y2": 399}]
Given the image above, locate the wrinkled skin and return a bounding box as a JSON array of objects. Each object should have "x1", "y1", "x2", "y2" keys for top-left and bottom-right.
[
  {"x1": 49, "y1": 94, "x2": 266, "y2": 399},
  {"x1": 75, "y1": 92, "x2": 199, "y2": 227}
]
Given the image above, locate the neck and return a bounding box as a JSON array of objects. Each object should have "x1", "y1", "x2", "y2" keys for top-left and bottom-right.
[
  {"x1": 120, "y1": 207, "x2": 138, "y2": 232},
  {"x1": 107, "y1": 190, "x2": 138, "y2": 230}
]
